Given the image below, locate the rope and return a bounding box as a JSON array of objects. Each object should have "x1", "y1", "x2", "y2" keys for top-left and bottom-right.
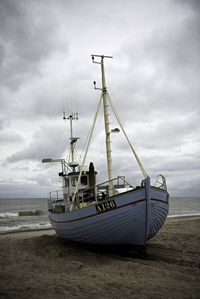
[
  {"x1": 107, "y1": 93, "x2": 148, "y2": 178},
  {"x1": 79, "y1": 120, "x2": 92, "y2": 164}
]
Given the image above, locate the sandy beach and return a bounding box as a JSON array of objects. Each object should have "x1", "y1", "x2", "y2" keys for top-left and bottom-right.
[{"x1": 0, "y1": 217, "x2": 199, "y2": 299}]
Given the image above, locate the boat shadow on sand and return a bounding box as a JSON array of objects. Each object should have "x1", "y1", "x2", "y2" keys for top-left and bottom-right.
[{"x1": 18, "y1": 232, "x2": 199, "y2": 268}]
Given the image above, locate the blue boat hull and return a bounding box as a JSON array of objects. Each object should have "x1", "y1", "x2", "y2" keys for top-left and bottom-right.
[{"x1": 49, "y1": 185, "x2": 169, "y2": 246}]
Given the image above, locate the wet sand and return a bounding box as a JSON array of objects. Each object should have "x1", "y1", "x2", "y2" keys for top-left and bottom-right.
[{"x1": 0, "y1": 217, "x2": 200, "y2": 298}]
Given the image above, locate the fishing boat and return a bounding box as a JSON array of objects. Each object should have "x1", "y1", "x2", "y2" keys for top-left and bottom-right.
[{"x1": 42, "y1": 54, "x2": 169, "y2": 249}]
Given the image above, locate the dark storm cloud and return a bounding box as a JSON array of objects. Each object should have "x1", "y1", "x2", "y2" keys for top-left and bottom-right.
[
  {"x1": 0, "y1": 0, "x2": 67, "y2": 89},
  {"x1": 115, "y1": 0, "x2": 200, "y2": 117},
  {"x1": 146, "y1": 17, "x2": 200, "y2": 74}
]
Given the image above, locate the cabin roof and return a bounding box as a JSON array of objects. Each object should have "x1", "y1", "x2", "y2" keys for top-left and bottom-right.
[{"x1": 68, "y1": 171, "x2": 98, "y2": 176}]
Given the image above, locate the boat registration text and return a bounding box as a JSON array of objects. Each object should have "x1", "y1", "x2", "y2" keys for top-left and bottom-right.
[{"x1": 96, "y1": 199, "x2": 116, "y2": 213}]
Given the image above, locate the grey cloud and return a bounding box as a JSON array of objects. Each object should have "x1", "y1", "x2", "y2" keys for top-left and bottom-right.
[
  {"x1": 0, "y1": 181, "x2": 54, "y2": 198},
  {"x1": 0, "y1": 118, "x2": 10, "y2": 131},
  {"x1": 148, "y1": 154, "x2": 200, "y2": 173},
  {"x1": 7, "y1": 123, "x2": 66, "y2": 163},
  {"x1": 136, "y1": 113, "x2": 200, "y2": 150},
  {"x1": 0, "y1": 119, "x2": 4, "y2": 130},
  {"x1": 0, "y1": 131, "x2": 24, "y2": 144},
  {"x1": 30, "y1": 174, "x2": 58, "y2": 187},
  {"x1": 147, "y1": 18, "x2": 200, "y2": 72},
  {"x1": 175, "y1": 0, "x2": 200, "y2": 12}
]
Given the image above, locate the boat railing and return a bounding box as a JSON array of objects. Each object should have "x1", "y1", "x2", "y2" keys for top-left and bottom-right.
[
  {"x1": 154, "y1": 174, "x2": 167, "y2": 191},
  {"x1": 48, "y1": 190, "x2": 64, "y2": 211},
  {"x1": 96, "y1": 175, "x2": 134, "y2": 196},
  {"x1": 70, "y1": 176, "x2": 134, "y2": 211},
  {"x1": 49, "y1": 190, "x2": 64, "y2": 200},
  {"x1": 48, "y1": 176, "x2": 134, "y2": 211}
]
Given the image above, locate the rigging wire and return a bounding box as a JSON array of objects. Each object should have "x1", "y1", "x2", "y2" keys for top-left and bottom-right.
[
  {"x1": 78, "y1": 119, "x2": 94, "y2": 164},
  {"x1": 107, "y1": 92, "x2": 148, "y2": 178}
]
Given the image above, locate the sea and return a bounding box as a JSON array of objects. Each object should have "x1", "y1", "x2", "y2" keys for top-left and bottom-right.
[{"x1": 0, "y1": 197, "x2": 200, "y2": 234}]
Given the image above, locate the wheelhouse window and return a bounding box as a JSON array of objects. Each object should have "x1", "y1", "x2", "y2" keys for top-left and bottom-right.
[
  {"x1": 81, "y1": 176, "x2": 88, "y2": 186},
  {"x1": 64, "y1": 178, "x2": 69, "y2": 187},
  {"x1": 71, "y1": 177, "x2": 78, "y2": 186}
]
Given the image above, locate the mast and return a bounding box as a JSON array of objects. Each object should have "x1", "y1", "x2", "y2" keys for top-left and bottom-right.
[
  {"x1": 92, "y1": 54, "x2": 148, "y2": 187},
  {"x1": 92, "y1": 55, "x2": 114, "y2": 196},
  {"x1": 63, "y1": 112, "x2": 79, "y2": 171}
]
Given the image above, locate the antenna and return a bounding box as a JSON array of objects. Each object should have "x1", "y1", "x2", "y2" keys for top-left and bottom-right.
[
  {"x1": 91, "y1": 55, "x2": 113, "y2": 91},
  {"x1": 93, "y1": 80, "x2": 102, "y2": 91},
  {"x1": 63, "y1": 111, "x2": 79, "y2": 170}
]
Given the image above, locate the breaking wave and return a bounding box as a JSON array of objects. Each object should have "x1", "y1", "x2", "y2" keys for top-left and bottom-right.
[
  {"x1": 0, "y1": 212, "x2": 18, "y2": 218},
  {"x1": 0, "y1": 222, "x2": 52, "y2": 234},
  {"x1": 0, "y1": 210, "x2": 46, "y2": 219}
]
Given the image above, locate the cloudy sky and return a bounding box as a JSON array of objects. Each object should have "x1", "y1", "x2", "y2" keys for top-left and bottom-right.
[{"x1": 0, "y1": 0, "x2": 199, "y2": 198}]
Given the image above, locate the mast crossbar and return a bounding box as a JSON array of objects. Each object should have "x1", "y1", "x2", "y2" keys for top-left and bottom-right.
[{"x1": 91, "y1": 54, "x2": 113, "y2": 59}]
